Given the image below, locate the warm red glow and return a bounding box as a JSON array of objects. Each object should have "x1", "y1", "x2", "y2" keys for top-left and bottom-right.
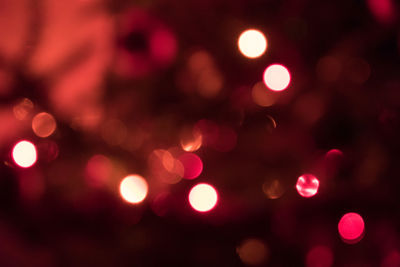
[
  {"x1": 85, "y1": 154, "x2": 112, "y2": 187},
  {"x1": 178, "y1": 152, "x2": 203, "y2": 179},
  {"x1": 238, "y1": 29, "x2": 267, "y2": 58},
  {"x1": 263, "y1": 64, "x2": 291, "y2": 91},
  {"x1": 296, "y1": 174, "x2": 319, "y2": 198},
  {"x1": 119, "y1": 174, "x2": 148, "y2": 204},
  {"x1": 367, "y1": 0, "x2": 395, "y2": 24},
  {"x1": 12, "y1": 140, "x2": 37, "y2": 168},
  {"x1": 382, "y1": 250, "x2": 400, "y2": 267},
  {"x1": 251, "y1": 81, "x2": 280, "y2": 107},
  {"x1": 338, "y1": 212, "x2": 365, "y2": 244},
  {"x1": 306, "y1": 245, "x2": 333, "y2": 267},
  {"x1": 13, "y1": 98, "x2": 34, "y2": 120},
  {"x1": 188, "y1": 183, "x2": 218, "y2": 212},
  {"x1": 32, "y1": 112, "x2": 57, "y2": 138},
  {"x1": 237, "y1": 238, "x2": 269, "y2": 265}
]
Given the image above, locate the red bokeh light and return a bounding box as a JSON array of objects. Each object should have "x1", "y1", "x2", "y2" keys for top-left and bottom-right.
[
  {"x1": 296, "y1": 174, "x2": 319, "y2": 198},
  {"x1": 338, "y1": 212, "x2": 365, "y2": 244},
  {"x1": 178, "y1": 152, "x2": 203, "y2": 179}
]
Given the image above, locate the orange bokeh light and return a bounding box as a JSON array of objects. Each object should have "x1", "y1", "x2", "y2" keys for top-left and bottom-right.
[
  {"x1": 119, "y1": 174, "x2": 148, "y2": 204},
  {"x1": 32, "y1": 112, "x2": 57, "y2": 138},
  {"x1": 238, "y1": 29, "x2": 267, "y2": 58},
  {"x1": 188, "y1": 183, "x2": 218, "y2": 212},
  {"x1": 12, "y1": 140, "x2": 37, "y2": 168},
  {"x1": 263, "y1": 64, "x2": 291, "y2": 91}
]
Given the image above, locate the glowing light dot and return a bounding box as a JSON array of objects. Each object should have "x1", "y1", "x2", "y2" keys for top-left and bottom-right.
[
  {"x1": 263, "y1": 64, "x2": 291, "y2": 91},
  {"x1": 238, "y1": 29, "x2": 267, "y2": 58},
  {"x1": 296, "y1": 174, "x2": 319, "y2": 198},
  {"x1": 32, "y1": 112, "x2": 57, "y2": 138},
  {"x1": 338, "y1": 212, "x2": 365, "y2": 244},
  {"x1": 188, "y1": 183, "x2": 218, "y2": 212},
  {"x1": 12, "y1": 140, "x2": 37, "y2": 168},
  {"x1": 119, "y1": 175, "x2": 148, "y2": 204},
  {"x1": 178, "y1": 152, "x2": 203, "y2": 179}
]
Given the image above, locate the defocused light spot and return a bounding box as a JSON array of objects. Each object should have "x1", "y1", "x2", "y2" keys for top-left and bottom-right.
[
  {"x1": 316, "y1": 56, "x2": 341, "y2": 82},
  {"x1": 325, "y1": 149, "x2": 343, "y2": 159},
  {"x1": 338, "y1": 212, "x2": 365, "y2": 244},
  {"x1": 381, "y1": 250, "x2": 400, "y2": 267},
  {"x1": 85, "y1": 154, "x2": 112, "y2": 187},
  {"x1": 150, "y1": 27, "x2": 177, "y2": 66},
  {"x1": 180, "y1": 127, "x2": 202, "y2": 152},
  {"x1": 251, "y1": 81, "x2": 280, "y2": 107},
  {"x1": 238, "y1": 29, "x2": 267, "y2": 58},
  {"x1": 13, "y1": 98, "x2": 34, "y2": 120},
  {"x1": 148, "y1": 149, "x2": 183, "y2": 184},
  {"x1": 12, "y1": 140, "x2": 37, "y2": 168},
  {"x1": 119, "y1": 174, "x2": 148, "y2": 204},
  {"x1": 296, "y1": 174, "x2": 319, "y2": 198},
  {"x1": 237, "y1": 238, "x2": 269, "y2": 265},
  {"x1": 187, "y1": 50, "x2": 223, "y2": 98},
  {"x1": 306, "y1": 245, "x2": 333, "y2": 267},
  {"x1": 37, "y1": 140, "x2": 59, "y2": 162},
  {"x1": 263, "y1": 64, "x2": 291, "y2": 91},
  {"x1": 32, "y1": 112, "x2": 57, "y2": 138},
  {"x1": 367, "y1": 0, "x2": 395, "y2": 24},
  {"x1": 263, "y1": 179, "x2": 285, "y2": 199},
  {"x1": 188, "y1": 183, "x2": 218, "y2": 212},
  {"x1": 178, "y1": 152, "x2": 203, "y2": 179}
]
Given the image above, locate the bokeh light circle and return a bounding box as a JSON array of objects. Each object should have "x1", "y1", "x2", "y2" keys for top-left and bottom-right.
[
  {"x1": 238, "y1": 29, "x2": 267, "y2": 58},
  {"x1": 188, "y1": 183, "x2": 218, "y2": 212},
  {"x1": 32, "y1": 112, "x2": 57, "y2": 138},
  {"x1": 263, "y1": 64, "x2": 291, "y2": 91},
  {"x1": 296, "y1": 174, "x2": 319, "y2": 198},
  {"x1": 12, "y1": 140, "x2": 37, "y2": 168},
  {"x1": 119, "y1": 174, "x2": 148, "y2": 204},
  {"x1": 338, "y1": 212, "x2": 365, "y2": 244}
]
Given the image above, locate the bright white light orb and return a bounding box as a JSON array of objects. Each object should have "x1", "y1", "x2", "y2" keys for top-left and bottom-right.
[
  {"x1": 12, "y1": 140, "x2": 37, "y2": 168},
  {"x1": 238, "y1": 29, "x2": 267, "y2": 59},
  {"x1": 263, "y1": 64, "x2": 291, "y2": 91},
  {"x1": 188, "y1": 183, "x2": 218, "y2": 212},
  {"x1": 119, "y1": 174, "x2": 148, "y2": 204}
]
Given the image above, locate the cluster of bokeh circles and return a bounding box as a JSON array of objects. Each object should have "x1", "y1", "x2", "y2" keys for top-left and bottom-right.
[{"x1": 8, "y1": 24, "x2": 368, "y2": 266}]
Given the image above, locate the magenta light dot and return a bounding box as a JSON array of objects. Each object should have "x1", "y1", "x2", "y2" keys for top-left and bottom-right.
[
  {"x1": 296, "y1": 174, "x2": 319, "y2": 198},
  {"x1": 338, "y1": 212, "x2": 365, "y2": 244}
]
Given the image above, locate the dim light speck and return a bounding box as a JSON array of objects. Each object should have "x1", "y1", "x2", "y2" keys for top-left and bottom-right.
[
  {"x1": 238, "y1": 29, "x2": 267, "y2": 58},
  {"x1": 188, "y1": 183, "x2": 218, "y2": 212},
  {"x1": 296, "y1": 174, "x2": 319, "y2": 198},
  {"x1": 119, "y1": 174, "x2": 148, "y2": 204},
  {"x1": 263, "y1": 64, "x2": 291, "y2": 91},
  {"x1": 12, "y1": 140, "x2": 37, "y2": 168},
  {"x1": 32, "y1": 112, "x2": 57, "y2": 138}
]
